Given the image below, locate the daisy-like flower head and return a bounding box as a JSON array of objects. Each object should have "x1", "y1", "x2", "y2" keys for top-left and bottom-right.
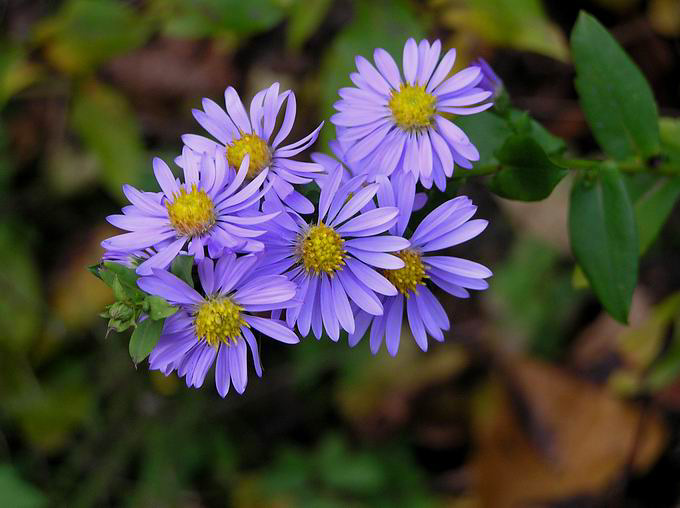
[
  {"x1": 259, "y1": 165, "x2": 411, "y2": 342},
  {"x1": 349, "y1": 175, "x2": 492, "y2": 356},
  {"x1": 137, "y1": 254, "x2": 300, "y2": 396},
  {"x1": 183, "y1": 83, "x2": 324, "y2": 214},
  {"x1": 102, "y1": 147, "x2": 278, "y2": 275},
  {"x1": 331, "y1": 38, "x2": 494, "y2": 191}
]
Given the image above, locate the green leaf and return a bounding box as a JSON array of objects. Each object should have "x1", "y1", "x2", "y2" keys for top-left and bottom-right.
[
  {"x1": 111, "y1": 276, "x2": 127, "y2": 301},
  {"x1": 634, "y1": 176, "x2": 680, "y2": 254},
  {"x1": 146, "y1": 296, "x2": 178, "y2": 320},
  {"x1": 489, "y1": 135, "x2": 567, "y2": 201},
  {"x1": 102, "y1": 261, "x2": 144, "y2": 301},
  {"x1": 455, "y1": 111, "x2": 511, "y2": 166},
  {"x1": 569, "y1": 166, "x2": 638, "y2": 323},
  {"x1": 507, "y1": 110, "x2": 566, "y2": 155},
  {"x1": 570, "y1": 11, "x2": 660, "y2": 160},
  {"x1": 0, "y1": 465, "x2": 47, "y2": 508},
  {"x1": 318, "y1": 0, "x2": 426, "y2": 148},
  {"x1": 71, "y1": 82, "x2": 147, "y2": 202},
  {"x1": 129, "y1": 318, "x2": 164, "y2": 364},
  {"x1": 33, "y1": 0, "x2": 150, "y2": 74},
  {"x1": 287, "y1": 0, "x2": 333, "y2": 50},
  {"x1": 171, "y1": 255, "x2": 195, "y2": 288}
]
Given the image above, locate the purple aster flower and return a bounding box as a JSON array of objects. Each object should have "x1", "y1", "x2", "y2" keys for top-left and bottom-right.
[
  {"x1": 349, "y1": 176, "x2": 491, "y2": 356},
  {"x1": 183, "y1": 83, "x2": 324, "y2": 214},
  {"x1": 259, "y1": 165, "x2": 410, "y2": 342},
  {"x1": 473, "y1": 57, "x2": 503, "y2": 100},
  {"x1": 331, "y1": 38, "x2": 493, "y2": 191},
  {"x1": 102, "y1": 147, "x2": 278, "y2": 275},
  {"x1": 137, "y1": 254, "x2": 300, "y2": 396}
]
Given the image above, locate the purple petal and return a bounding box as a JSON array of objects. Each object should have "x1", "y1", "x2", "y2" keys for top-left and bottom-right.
[
  {"x1": 344, "y1": 235, "x2": 409, "y2": 252},
  {"x1": 332, "y1": 276, "x2": 354, "y2": 334},
  {"x1": 336, "y1": 207, "x2": 399, "y2": 235},
  {"x1": 385, "y1": 294, "x2": 404, "y2": 356},
  {"x1": 406, "y1": 296, "x2": 427, "y2": 351},
  {"x1": 420, "y1": 219, "x2": 488, "y2": 252},
  {"x1": 422, "y1": 256, "x2": 492, "y2": 278},
  {"x1": 228, "y1": 340, "x2": 248, "y2": 394},
  {"x1": 224, "y1": 86, "x2": 252, "y2": 134},
  {"x1": 426, "y1": 48, "x2": 456, "y2": 92},
  {"x1": 215, "y1": 343, "x2": 231, "y2": 397},
  {"x1": 346, "y1": 258, "x2": 398, "y2": 296},
  {"x1": 182, "y1": 134, "x2": 221, "y2": 155},
  {"x1": 433, "y1": 66, "x2": 482, "y2": 96},
  {"x1": 356, "y1": 55, "x2": 392, "y2": 96},
  {"x1": 138, "y1": 267, "x2": 204, "y2": 305},
  {"x1": 402, "y1": 38, "x2": 418, "y2": 85},
  {"x1": 242, "y1": 327, "x2": 263, "y2": 377},
  {"x1": 320, "y1": 275, "x2": 340, "y2": 341},
  {"x1": 272, "y1": 92, "x2": 297, "y2": 148},
  {"x1": 297, "y1": 275, "x2": 317, "y2": 336},
  {"x1": 373, "y1": 48, "x2": 402, "y2": 89},
  {"x1": 244, "y1": 315, "x2": 299, "y2": 344},
  {"x1": 197, "y1": 257, "x2": 215, "y2": 295},
  {"x1": 136, "y1": 238, "x2": 186, "y2": 275},
  {"x1": 337, "y1": 270, "x2": 383, "y2": 316},
  {"x1": 331, "y1": 183, "x2": 379, "y2": 227},
  {"x1": 348, "y1": 248, "x2": 405, "y2": 270}
]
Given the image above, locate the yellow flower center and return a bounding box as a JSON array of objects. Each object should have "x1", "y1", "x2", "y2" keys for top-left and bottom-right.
[
  {"x1": 298, "y1": 223, "x2": 346, "y2": 275},
  {"x1": 194, "y1": 298, "x2": 247, "y2": 347},
  {"x1": 166, "y1": 185, "x2": 216, "y2": 237},
  {"x1": 383, "y1": 249, "x2": 428, "y2": 296},
  {"x1": 226, "y1": 133, "x2": 272, "y2": 179},
  {"x1": 388, "y1": 84, "x2": 437, "y2": 130}
]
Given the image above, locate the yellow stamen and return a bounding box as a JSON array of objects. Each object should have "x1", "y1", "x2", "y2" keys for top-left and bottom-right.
[
  {"x1": 166, "y1": 185, "x2": 215, "y2": 237},
  {"x1": 298, "y1": 222, "x2": 346, "y2": 275},
  {"x1": 383, "y1": 249, "x2": 428, "y2": 296},
  {"x1": 226, "y1": 133, "x2": 272, "y2": 179},
  {"x1": 194, "y1": 298, "x2": 247, "y2": 347},
  {"x1": 388, "y1": 84, "x2": 436, "y2": 130}
]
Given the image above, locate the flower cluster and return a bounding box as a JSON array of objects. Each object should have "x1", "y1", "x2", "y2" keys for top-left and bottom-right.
[{"x1": 101, "y1": 39, "x2": 493, "y2": 397}]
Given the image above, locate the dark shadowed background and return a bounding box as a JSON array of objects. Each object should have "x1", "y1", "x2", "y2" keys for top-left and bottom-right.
[{"x1": 1, "y1": 0, "x2": 679, "y2": 506}]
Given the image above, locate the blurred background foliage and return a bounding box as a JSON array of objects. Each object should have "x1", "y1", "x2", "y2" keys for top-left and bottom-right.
[{"x1": 0, "y1": 0, "x2": 679, "y2": 506}]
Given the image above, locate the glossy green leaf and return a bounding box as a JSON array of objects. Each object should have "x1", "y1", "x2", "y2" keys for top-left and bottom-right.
[
  {"x1": 0, "y1": 465, "x2": 47, "y2": 508},
  {"x1": 171, "y1": 255, "x2": 195, "y2": 288},
  {"x1": 490, "y1": 135, "x2": 567, "y2": 201},
  {"x1": 129, "y1": 318, "x2": 164, "y2": 364},
  {"x1": 34, "y1": 0, "x2": 150, "y2": 74},
  {"x1": 71, "y1": 82, "x2": 147, "y2": 202},
  {"x1": 569, "y1": 166, "x2": 638, "y2": 323},
  {"x1": 146, "y1": 296, "x2": 178, "y2": 321},
  {"x1": 455, "y1": 111, "x2": 511, "y2": 166},
  {"x1": 102, "y1": 261, "x2": 144, "y2": 301},
  {"x1": 571, "y1": 12, "x2": 660, "y2": 160},
  {"x1": 634, "y1": 176, "x2": 680, "y2": 253}
]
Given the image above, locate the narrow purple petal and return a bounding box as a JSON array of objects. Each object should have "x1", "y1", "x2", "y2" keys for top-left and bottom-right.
[
  {"x1": 385, "y1": 294, "x2": 404, "y2": 356},
  {"x1": 244, "y1": 315, "x2": 299, "y2": 344}
]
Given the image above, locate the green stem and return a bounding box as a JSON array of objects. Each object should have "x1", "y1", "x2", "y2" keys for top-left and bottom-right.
[{"x1": 455, "y1": 156, "x2": 680, "y2": 179}]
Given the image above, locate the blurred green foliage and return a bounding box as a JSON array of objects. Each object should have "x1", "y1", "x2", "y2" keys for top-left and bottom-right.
[{"x1": 1, "y1": 0, "x2": 679, "y2": 506}]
